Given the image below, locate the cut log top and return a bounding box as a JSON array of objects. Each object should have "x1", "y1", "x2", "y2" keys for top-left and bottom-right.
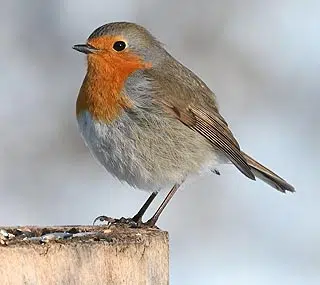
[{"x1": 0, "y1": 225, "x2": 169, "y2": 285}]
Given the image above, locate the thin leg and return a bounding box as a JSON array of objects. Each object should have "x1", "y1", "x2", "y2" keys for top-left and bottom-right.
[
  {"x1": 132, "y1": 192, "x2": 158, "y2": 223},
  {"x1": 146, "y1": 183, "x2": 182, "y2": 227}
]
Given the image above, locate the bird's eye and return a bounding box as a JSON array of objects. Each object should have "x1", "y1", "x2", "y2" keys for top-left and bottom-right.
[{"x1": 113, "y1": 41, "x2": 126, "y2": 51}]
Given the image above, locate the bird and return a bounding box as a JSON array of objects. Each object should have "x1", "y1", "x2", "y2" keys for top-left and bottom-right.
[{"x1": 73, "y1": 22, "x2": 295, "y2": 227}]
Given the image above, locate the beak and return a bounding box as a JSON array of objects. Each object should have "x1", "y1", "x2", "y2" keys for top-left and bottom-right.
[{"x1": 72, "y1": 44, "x2": 98, "y2": 54}]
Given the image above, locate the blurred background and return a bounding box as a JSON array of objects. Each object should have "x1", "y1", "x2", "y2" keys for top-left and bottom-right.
[{"x1": 1, "y1": 0, "x2": 319, "y2": 284}]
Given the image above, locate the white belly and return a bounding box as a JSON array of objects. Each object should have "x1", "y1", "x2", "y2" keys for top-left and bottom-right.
[{"x1": 77, "y1": 111, "x2": 220, "y2": 192}]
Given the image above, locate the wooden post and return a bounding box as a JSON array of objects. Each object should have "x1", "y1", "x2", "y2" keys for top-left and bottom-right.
[{"x1": 0, "y1": 225, "x2": 169, "y2": 285}]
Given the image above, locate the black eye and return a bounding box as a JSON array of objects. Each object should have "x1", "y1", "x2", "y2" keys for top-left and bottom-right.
[{"x1": 113, "y1": 41, "x2": 126, "y2": 51}]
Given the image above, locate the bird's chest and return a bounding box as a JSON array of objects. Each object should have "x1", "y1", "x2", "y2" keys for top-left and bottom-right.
[
  {"x1": 76, "y1": 72, "x2": 133, "y2": 124},
  {"x1": 77, "y1": 110, "x2": 168, "y2": 190}
]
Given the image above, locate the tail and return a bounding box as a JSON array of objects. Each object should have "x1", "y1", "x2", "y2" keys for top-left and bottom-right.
[{"x1": 241, "y1": 152, "x2": 295, "y2": 193}]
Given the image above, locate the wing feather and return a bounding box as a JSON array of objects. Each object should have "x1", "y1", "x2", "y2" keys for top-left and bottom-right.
[{"x1": 161, "y1": 100, "x2": 255, "y2": 180}]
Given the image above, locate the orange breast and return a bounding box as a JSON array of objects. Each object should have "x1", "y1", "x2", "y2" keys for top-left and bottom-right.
[
  {"x1": 76, "y1": 40, "x2": 151, "y2": 123},
  {"x1": 76, "y1": 70, "x2": 133, "y2": 123}
]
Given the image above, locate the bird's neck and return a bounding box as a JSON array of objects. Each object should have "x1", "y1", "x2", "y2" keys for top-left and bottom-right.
[{"x1": 76, "y1": 61, "x2": 133, "y2": 123}]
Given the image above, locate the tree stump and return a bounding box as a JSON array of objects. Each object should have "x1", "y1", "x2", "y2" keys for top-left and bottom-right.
[{"x1": 0, "y1": 225, "x2": 169, "y2": 285}]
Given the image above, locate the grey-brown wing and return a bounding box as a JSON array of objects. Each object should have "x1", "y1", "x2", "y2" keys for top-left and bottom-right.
[
  {"x1": 144, "y1": 62, "x2": 254, "y2": 179},
  {"x1": 161, "y1": 100, "x2": 255, "y2": 180}
]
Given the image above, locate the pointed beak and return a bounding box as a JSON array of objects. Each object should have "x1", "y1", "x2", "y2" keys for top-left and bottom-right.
[{"x1": 72, "y1": 44, "x2": 98, "y2": 54}]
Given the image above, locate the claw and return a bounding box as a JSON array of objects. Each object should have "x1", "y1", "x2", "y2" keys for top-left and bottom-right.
[
  {"x1": 93, "y1": 215, "x2": 116, "y2": 225},
  {"x1": 93, "y1": 216, "x2": 140, "y2": 228}
]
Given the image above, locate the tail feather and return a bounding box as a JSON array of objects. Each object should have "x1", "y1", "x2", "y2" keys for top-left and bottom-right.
[{"x1": 241, "y1": 152, "x2": 295, "y2": 193}]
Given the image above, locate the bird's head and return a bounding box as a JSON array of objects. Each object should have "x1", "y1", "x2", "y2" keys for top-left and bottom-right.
[{"x1": 73, "y1": 22, "x2": 166, "y2": 75}]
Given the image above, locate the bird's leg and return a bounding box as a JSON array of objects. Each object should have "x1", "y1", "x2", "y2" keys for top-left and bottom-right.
[
  {"x1": 131, "y1": 192, "x2": 158, "y2": 224},
  {"x1": 145, "y1": 183, "x2": 182, "y2": 227},
  {"x1": 93, "y1": 192, "x2": 158, "y2": 227}
]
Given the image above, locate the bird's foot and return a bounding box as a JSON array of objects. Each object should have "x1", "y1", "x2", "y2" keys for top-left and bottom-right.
[
  {"x1": 93, "y1": 215, "x2": 158, "y2": 229},
  {"x1": 93, "y1": 215, "x2": 140, "y2": 228}
]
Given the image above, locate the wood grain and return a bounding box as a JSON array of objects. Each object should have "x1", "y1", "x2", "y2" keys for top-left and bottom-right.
[{"x1": 0, "y1": 225, "x2": 169, "y2": 285}]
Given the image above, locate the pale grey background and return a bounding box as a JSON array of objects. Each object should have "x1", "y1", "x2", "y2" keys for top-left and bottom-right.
[{"x1": 1, "y1": 1, "x2": 319, "y2": 284}]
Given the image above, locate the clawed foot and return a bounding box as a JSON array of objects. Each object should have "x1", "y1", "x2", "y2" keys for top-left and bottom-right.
[
  {"x1": 93, "y1": 215, "x2": 157, "y2": 228},
  {"x1": 93, "y1": 215, "x2": 139, "y2": 227}
]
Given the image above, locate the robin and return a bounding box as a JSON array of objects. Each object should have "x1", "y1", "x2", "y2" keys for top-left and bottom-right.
[{"x1": 73, "y1": 22, "x2": 294, "y2": 227}]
